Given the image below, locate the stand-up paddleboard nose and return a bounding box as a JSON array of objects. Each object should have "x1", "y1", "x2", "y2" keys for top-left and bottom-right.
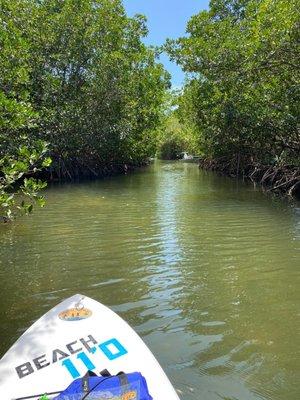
[{"x1": 0, "y1": 294, "x2": 180, "y2": 400}]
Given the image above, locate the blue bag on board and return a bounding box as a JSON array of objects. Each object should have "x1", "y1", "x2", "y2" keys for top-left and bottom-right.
[{"x1": 53, "y1": 370, "x2": 153, "y2": 400}]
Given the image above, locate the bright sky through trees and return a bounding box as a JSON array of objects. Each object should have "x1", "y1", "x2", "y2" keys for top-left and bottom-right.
[{"x1": 123, "y1": 0, "x2": 209, "y2": 87}]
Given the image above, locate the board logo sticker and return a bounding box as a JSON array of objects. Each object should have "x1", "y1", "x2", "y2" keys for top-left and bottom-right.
[
  {"x1": 15, "y1": 335, "x2": 128, "y2": 379},
  {"x1": 59, "y1": 307, "x2": 92, "y2": 321}
]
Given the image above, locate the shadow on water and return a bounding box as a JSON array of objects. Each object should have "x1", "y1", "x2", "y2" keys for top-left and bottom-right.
[{"x1": 0, "y1": 161, "x2": 299, "y2": 399}]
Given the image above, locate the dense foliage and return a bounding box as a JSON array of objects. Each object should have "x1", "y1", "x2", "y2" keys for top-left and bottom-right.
[
  {"x1": 167, "y1": 0, "x2": 300, "y2": 193},
  {"x1": 0, "y1": 0, "x2": 51, "y2": 220},
  {"x1": 157, "y1": 112, "x2": 201, "y2": 160},
  {"x1": 156, "y1": 91, "x2": 201, "y2": 160},
  {"x1": 0, "y1": 141, "x2": 51, "y2": 221},
  {"x1": 0, "y1": 0, "x2": 169, "y2": 219},
  {"x1": 157, "y1": 115, "x2": 186, "y2": 160}
]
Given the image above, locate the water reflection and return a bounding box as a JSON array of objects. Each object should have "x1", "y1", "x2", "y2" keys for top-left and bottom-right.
[{"x1": 0, "y1": 161, "x2": 299, "y2": 400}]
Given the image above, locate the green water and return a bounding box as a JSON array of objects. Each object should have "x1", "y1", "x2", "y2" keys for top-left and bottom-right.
[{"x1": 0, "y1": 161, "x2": 299, "y2": 399}]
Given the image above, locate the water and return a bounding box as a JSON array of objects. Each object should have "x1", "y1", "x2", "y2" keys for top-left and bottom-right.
[{"x1": 0, "y1": 161, "x2": 299, "y2": 399}]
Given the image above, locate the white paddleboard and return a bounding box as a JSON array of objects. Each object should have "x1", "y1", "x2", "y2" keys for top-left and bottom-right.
[{"x1": 0, "y1": 294, "x2": 180, "y2": 400}]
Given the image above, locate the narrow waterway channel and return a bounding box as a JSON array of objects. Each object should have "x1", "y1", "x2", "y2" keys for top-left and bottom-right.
[{"x1": 0, "y1": 161, "x2": 299, "y2": 400}]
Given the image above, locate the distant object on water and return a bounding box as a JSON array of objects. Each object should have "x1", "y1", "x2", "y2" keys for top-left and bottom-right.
[{"x1": 179, "y1": 152, "x2": 201, "y2": 162}]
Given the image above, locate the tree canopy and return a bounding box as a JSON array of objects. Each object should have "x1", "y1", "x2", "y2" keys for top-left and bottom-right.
[
  {"x1": 0, "y1": 0, "x2": 170, "y2": 219},
  {"x1": 166, "y1": 0, "x2": 300, "y2": 180}
]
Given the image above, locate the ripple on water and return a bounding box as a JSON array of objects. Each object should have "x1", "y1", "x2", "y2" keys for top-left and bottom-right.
[{"x1": 0, "y1": 162, "x2": 299, "y2": 400}]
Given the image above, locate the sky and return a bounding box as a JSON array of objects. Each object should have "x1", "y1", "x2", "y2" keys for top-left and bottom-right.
[{"x1": 123, "y1": 0, "x2": 210, "y2": 88}]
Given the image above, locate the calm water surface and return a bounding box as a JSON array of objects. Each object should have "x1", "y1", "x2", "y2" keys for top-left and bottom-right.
[{"x1": 0, "y1": 161, "x2": 299, "y2": 399}]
